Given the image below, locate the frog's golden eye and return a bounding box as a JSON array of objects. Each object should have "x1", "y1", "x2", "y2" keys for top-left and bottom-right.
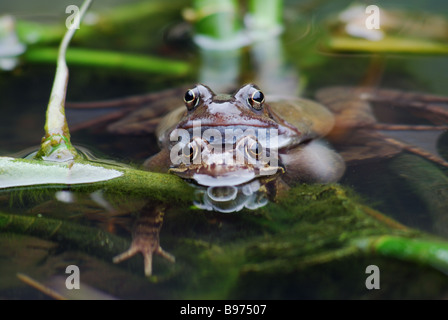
[
  {"x1": 182, "y1": 142, "x2": 196, "y2": 163},
  {"x1": 184, "y1": 89, "x2": 199, "y2": 110},
  {"x1": 248, "y1": 90, "x2": 265, "y2": 110},
  {"x1": 235, "y1": 136, "x2": 262, "y2": 163},
  {"x1": 182, "y1": 143, "x2": 195, "y2": 163},
  {"x1": 246, "y1": 139, "x2": 262, "y2": 160}
]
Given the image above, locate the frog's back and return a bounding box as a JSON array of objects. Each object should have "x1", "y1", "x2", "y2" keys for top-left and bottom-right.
[
  {"x1": 267, "y1": 96, "x2": 335, "y2": 139},
  {"x1": 155, "y1": 106, "x2": 186, "y2": 146}
]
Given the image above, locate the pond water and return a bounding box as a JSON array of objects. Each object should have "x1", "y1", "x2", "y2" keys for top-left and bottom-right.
[{"x1": 1, "y1": 0, "x2": 448, "y2": 300}]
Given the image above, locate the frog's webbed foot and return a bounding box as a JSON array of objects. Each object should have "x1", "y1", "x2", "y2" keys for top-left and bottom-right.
[
  {"x1": 113, "y1": 237, "x2": 175, "y2": 277},
  {"x1": 113, "y1": 206, "x2": 174, "y2": 276}
]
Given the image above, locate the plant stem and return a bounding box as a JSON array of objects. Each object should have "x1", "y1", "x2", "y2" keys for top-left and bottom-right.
[
  {"x1": 247, "y1": 0, "x2": 283, "y2": 31},
  {"x1": 327, "y1": 36, "x2": 448, "y2": 54},
  {"x1": 34, "y1": 0, "x2": 93, "y2": 162},
  {"x1": 192, "y1": 0, "x2": 241, "y2": 40},
  {"x1": 0, "y1": 157, "x2": 194, "y2": 204},
  {"x1": 16, "y1": 20, "x2": 65, "y2": 46},
  {"x1": 354, "y1": 235, "x2": 448, "y2": 274},
  {"x1": 25, "y1": 47, "x2": 190, "y2": 75}
]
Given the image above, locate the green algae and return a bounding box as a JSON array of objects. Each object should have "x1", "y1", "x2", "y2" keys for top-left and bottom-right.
[
  {"x1": 0, "y1": 212, "x2": 129, "y2": 260},
  {"x1": 389, "y1": 154, "x2": 448, "y2": 236},
  {"x1": 2, "y1": 181, "x2": 448, "y2": 299}
]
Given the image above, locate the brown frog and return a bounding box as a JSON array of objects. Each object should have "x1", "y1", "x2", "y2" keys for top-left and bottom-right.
[
  {"x1": 111, "y1": 83, "x2": 346, "y2": 276},
  {"x1": 143, "y1": 83, "x2": 345, "y2": 185},
  {"x1": 72, "y1": 84, "x2": 448, "y2": 275}
]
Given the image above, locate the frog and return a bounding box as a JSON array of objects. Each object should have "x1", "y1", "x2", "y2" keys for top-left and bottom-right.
[
  {"x1": 68, "y1": 82, "x2": 448, "y2": 275},
  {"x1": 111, "y1": 83, "x2": 346, "y2": 276},
  {"x1": 69, "y1": 85, "x2": 448, "y2": 169},
  {"x1": 143, "y1": 83, "x2": 345, "y2": 183}
]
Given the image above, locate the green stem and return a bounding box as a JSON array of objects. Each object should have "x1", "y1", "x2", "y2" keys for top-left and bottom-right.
[
  {"x1": 15, "y1": 0, "x2": 186, "y2": 47},
  {"x1": 248, "y1": 0, "x2": 283, "y2": 31},
  {"x1": 34, "y1": 0, "x2": 93, "y2": 162},
  {"x1": 0, "y1": 157, "x2": 194, "y2": 204},
  {"x1": 327, "y1": 36, "x2": 448, "y2": 54},
  {"x1": 25, "y1": 47, "x2": 190, "y2": 75},
  {"x1": 192, "y1": 0, "x2": 242, "y2": 40},
  {"x1": 16, "y1": 20, "x2": 65, "y2": 46},
  {"x1": 354, "y1": 235, "x2": 448, "y2": 274}
]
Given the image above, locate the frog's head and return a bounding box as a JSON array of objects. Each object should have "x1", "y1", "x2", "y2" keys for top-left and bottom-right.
[
  {"x1": 176, "y1": 83, "x2": 279, "y2": 131},
  {"x1": 167, "y1": 84, "x2": 290, "y2": 187},
  {"x1": 168, "y1": 133, "x2": 284, "y2": 187}
]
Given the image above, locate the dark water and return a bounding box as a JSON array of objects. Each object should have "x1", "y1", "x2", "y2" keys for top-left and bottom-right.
[{"x1": 1, "y1": 0, "x2": 448, "y2": 300}]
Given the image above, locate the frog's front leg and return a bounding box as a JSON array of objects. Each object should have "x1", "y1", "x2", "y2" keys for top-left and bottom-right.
[
  {"x1": 280, "y1": 140, "x2": 346, "y2": 185},
  {"x1": 113, "y1": 204, "x2": 175, "y2": 276}
]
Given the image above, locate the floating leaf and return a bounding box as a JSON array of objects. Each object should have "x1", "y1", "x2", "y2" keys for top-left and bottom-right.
[{"x1": 0, "y1": 157, "x2": 123, "y2": 189}]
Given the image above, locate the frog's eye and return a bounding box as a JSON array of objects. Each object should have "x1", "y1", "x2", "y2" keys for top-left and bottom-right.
[
  {"x1": 246, "y1": 139, "x2": 262, "y2": 160},
  {"x1": 248, "y1": 90, "x2": 265, "y2": 110},
  {"x1": 236, "y1": 136, "x2": 263, "y2": 163},
  {"x1": 182, "y1": 142, "x2": 198, "y2": 163},
  {"x1": 182, "y1": 138, "x2": 207, "y2": 164},
  {"x1": 184, "y1": 89, "x2": 199, "y2": 110}
]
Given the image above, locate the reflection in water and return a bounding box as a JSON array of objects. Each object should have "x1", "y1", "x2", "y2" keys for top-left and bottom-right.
[
  {"x1": 0, "y1": 15, "x2": 26, "y2": 71},
  {"x1": 193, "y1": 180, "x2": 268, "y2": 213}
]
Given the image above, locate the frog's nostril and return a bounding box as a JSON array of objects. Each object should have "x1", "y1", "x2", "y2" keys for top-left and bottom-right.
[{"x1": 207, "y1": 186, "x2": 238, "y2": 202}]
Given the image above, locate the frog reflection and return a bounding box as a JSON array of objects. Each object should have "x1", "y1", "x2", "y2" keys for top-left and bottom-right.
[
  {"x1": 194, "y1": 180, "x2": 269, "y2": 213},
  {"x1": 113, "y1": 84, "x2": 345, "y2": 275}
]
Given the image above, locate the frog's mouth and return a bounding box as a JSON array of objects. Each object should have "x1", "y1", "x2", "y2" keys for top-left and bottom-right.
[
  {"x1": 179, "y1": 125, "x2": 299, "y2": 150},
  {"x1": 168, "y1": 133, "x2": 285, "y2": 186},
  {"x1": 169, "y1": 164, "x2": 284, "y2": 187}
]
